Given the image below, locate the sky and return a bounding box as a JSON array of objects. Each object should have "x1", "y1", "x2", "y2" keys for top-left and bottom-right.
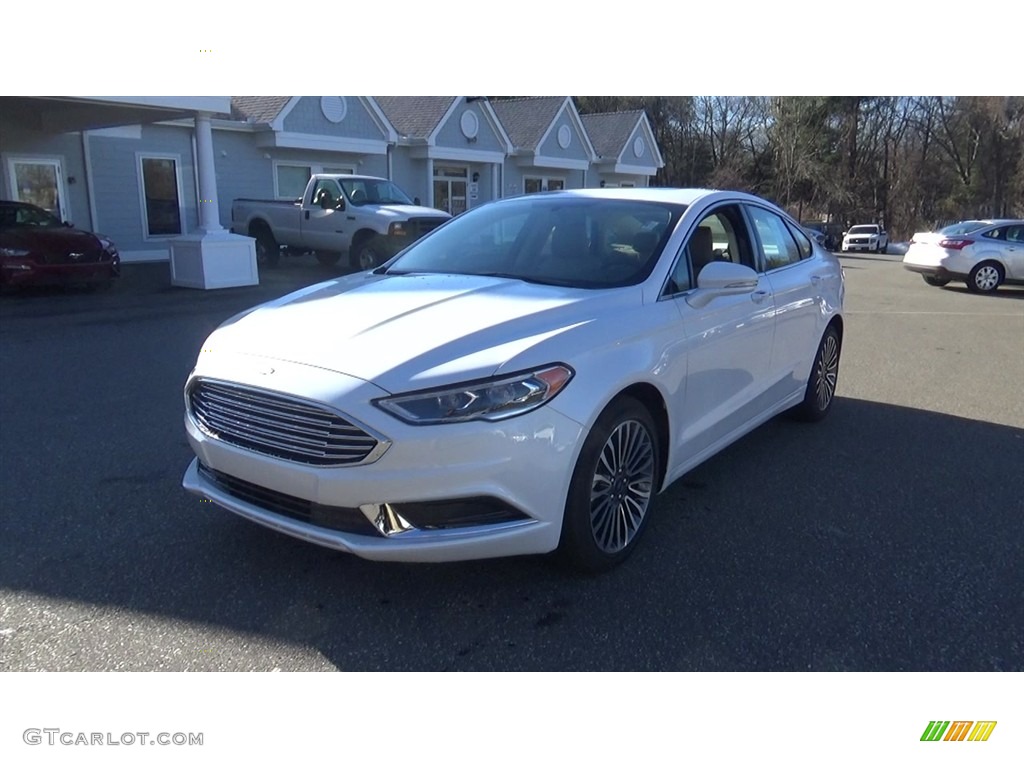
[{"x1": 7, "y1": 1, "x2": 1013, "y2": 96}]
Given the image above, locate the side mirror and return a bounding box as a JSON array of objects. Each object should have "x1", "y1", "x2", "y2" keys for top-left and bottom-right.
[
  {"x1": 413, "y1": 197, "x2": 421, "y2": 206},
  {"x1": 686, "y1": 261, "x2": 760, "y2": 309},
  {"x1": 64, "y1": 221, "x2": 74, "y2": 228}
]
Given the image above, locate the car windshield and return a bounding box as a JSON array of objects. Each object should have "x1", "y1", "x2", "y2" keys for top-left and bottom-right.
[
  {"x1": 939, "y1": 221, "x2": 988, "y2": 236},
  {"x1": 385, "y1": 196, "x2": 683, "y2": 289},
  {"x1": 0, "y1": 204, "x2": 64, "y2": 230},
  {"x1": 339, "y1": 179, "x2": 414, "y2": 206},
  {"x1": 848, "y1": 225, "x2": 878, "y2": 234}
]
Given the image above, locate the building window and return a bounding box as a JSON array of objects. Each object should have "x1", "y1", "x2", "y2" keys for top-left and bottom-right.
[
  {"x1": 274, "y1": 163, "x2": 356, "y2": 200},
  {"x1": 139, "y1": 156, "x2": 183, "y2": 237},
  {"x1": 524, "y1": 176, "x2": 565, "y2": 194}
]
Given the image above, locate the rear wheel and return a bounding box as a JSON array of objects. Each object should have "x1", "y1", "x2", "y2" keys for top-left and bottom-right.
[
  {"x1": 922, "y1": 274, "x2": 951, "y2": 287},
  {"x1": 790, "y1": 325, "x2": 841, "y2": 422},
  {"x1": 559, "y1": 397, "x2": 660, "y2": 573},
  {"x1": 966, "y1": 261, "x2": 1004, "y2": 293},
  {"x1": 253, "y1": 226, "x2": 280, "y2": 269}
]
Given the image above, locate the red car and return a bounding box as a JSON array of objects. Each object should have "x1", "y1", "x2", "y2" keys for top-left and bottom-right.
[{"x1": 0, "y1": 201, "x2": 120, "y2": 289}]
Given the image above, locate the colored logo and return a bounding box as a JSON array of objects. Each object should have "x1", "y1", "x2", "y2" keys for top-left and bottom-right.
[{"x1": 921, "y1": 721, "x2": 997, "y2": 742}]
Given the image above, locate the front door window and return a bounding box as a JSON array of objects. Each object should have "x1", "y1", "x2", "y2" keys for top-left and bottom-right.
[{"x1": 7, "y1": 159, "x2": 68, "y2": 221}]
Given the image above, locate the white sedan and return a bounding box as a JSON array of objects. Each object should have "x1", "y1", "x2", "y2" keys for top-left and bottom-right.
[
  {"x1": 902, "y1": 219, "x2": 1024, "y2": 292},
  {"x1": 182, "y1": 188, "x2": 845, "y2": 571}
]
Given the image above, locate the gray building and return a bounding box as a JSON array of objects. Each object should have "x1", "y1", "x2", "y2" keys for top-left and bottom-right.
[{"x1": 1, "y1": 96, "x2": 665, "y2": 265}]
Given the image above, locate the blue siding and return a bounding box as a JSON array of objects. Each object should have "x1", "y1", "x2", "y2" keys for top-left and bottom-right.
[
  {"x1": 434, "y1": 103, "x2": 504, "y2": 153},
  {"x1": 282, "y1": 97, "x2": 388, "y2": 140},
  {"x1": 537, "y1": 106, "x2": 590, "y2": 162},
  {"x1": 389, "y1": 153, "x2": 429, "y2": 206},
  {"x1": 87, "y1": 124, "x2": 197, "y2": 255},
  {"x1": 211, "y1": 130, "x2": 274, "y2": 227}
]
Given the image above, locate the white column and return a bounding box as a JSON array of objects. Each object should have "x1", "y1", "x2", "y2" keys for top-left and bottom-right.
[
  {"x1": 426, "y1": 157, "x2": 434, "y2": 208},
  {"x1": 194, "y1": 112, "x2": 224, "y2": 233}
]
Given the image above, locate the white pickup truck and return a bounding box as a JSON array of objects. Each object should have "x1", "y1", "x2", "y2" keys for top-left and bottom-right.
[
  {"x1": 841, "y1": 224, "x2": 889, "y2": 254},
  {"x1": 231, "y1": 174, "x2": 451, "y2": 270}
]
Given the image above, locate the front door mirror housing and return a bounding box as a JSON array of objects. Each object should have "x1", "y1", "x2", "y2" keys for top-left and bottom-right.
[{"x1": 686, "y1": 261, "x2": 760, "y2": 308}]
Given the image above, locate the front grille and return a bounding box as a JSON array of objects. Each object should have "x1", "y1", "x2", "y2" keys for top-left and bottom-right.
[
  {"x1": 850, "y1": 237, "x2": 868, "y2": 244},
  {"x1": 188, "y1": 379, "x2": 384, "y2": 466},
  {"x1": 408, "y1": 217, "x2": 448, "y2": 238},
  {"x1": 198, "y1": 463, "x2": 381, "y2": 536},
  {"x1": 42, "y1": 247, "x2": 104, "y2": 265}
]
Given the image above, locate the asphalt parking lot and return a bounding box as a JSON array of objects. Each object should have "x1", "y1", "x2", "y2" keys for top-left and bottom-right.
[{"x1": 1, "y1": 252, "x2": 1021, "y2": 671}]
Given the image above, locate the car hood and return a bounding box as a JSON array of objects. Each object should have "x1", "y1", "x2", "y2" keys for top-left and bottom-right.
[
  {"x1": 362, "y1": 204, "x2": 451, "y2": 220},
  {"x1": 207, "y1": 272, "x2": 629, "y2": 393},
  {"x1": 0, "y1": 226, "x2": 104, "y2": 253}
]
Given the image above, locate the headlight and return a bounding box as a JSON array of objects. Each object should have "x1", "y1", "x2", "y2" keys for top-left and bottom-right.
[
  {"x1": 0, "y1": 247, "x2": 31, "y2": 258},
  {"x1": 375, "y1": 364, "x2": 573, "y2": 424},
  {"x1": 388, "y1": 222, "x2": 409, "y2": 237}
]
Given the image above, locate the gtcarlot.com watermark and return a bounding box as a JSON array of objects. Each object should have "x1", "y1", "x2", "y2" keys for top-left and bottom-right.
[{"x1": 23, "y1": 728, "x2": 203, "y2": 747}]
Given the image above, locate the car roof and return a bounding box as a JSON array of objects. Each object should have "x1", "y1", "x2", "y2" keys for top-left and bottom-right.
[{"x1": 517, "y1": 187, "x2": 774, "y2": 208}]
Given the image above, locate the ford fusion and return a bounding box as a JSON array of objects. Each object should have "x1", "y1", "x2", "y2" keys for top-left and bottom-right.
[{"x1": 182, "y1": 189, "x2": 845, "y2": 571}]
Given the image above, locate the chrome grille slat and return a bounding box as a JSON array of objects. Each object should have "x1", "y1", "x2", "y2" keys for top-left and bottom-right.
[
  {"x1": 200, "y1": 384, "x2": 343, "y2": 421},
  {"x1": 193, "y1": 405, "x2": 364, "y2": 454},
  {"x1": 198, "y1": 388, "x2": 339, "y2": 430},
  {"x1": 193, "y1": 399, "x2": 374, "y2": 444},
  {"x1": 188, "y1": 379, "x2": 383, "y2": 466}
]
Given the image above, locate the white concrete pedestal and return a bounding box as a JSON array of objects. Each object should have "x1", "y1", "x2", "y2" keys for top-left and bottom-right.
[{"x1": 169, "y1": 232, "x2": 259, "y2": 289}]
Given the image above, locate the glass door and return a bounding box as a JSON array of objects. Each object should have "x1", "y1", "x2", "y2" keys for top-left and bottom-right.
[
  {"x1": 433, "y1": 165, "x2": 468, "y2": 215},
  {"x1": 7, "y1": 158, "x2": 68, "y2": 221}
]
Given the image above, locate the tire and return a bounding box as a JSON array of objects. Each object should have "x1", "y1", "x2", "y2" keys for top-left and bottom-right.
[
  {"x1": 558, "y1": 397, "x2": 660, "y2": 573},
  {"x1": 253, "y1": 225, "x2": 280, "y2": 269},
  {"x1": 350, "y1": 235, "x2": 389, "y2": 271},
  {"x1": 315, "y1": 251, "x2": 342, "y2": 267},
  {"x1": 966, "y1": 261, "x2": 1004, "y2": 293},
  {"x1": 922, "y1": 274, "x2": 951, "y2": 287},
  {"x1": 879, "y1": 243, "x2": 887, "y2": 254},
  {"x1": 789, "y1": 325, "x2": 841, "y2": 422}
]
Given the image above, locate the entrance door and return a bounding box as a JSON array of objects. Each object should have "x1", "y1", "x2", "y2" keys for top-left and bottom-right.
[
  {"x1": 433, "y1": 165, "x2": 468, "y2": 215},
  {"x1": 6, "y1": 158, "x2": 69, "y2": 221}
]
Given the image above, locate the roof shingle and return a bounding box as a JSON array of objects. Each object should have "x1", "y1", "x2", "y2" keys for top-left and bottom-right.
[
  {"x1": 579, "y1": 111, "x2": 645, "y2": 159},
  {"x1": 489, "y1": 97, "x2": 566, "y2": 151},
  {"x1": 230, "y1": 97, "x2": 291, "y2": 123},
  {"x1": 374, "y1": 97, "x2": 457, "y2": 138}
]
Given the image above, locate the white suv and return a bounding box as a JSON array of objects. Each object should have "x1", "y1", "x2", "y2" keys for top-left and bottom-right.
[{"x1": 841, "y1": 224, "x2": 889, "y2": 254}]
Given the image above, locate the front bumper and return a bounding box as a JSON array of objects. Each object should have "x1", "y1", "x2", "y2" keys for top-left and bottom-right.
[
  {"x1": 181, "y1": 355, "x2": 585, "y2": 562},
  {"x1": 0, "y1": 256, "x2": 119, "y2": 286}
]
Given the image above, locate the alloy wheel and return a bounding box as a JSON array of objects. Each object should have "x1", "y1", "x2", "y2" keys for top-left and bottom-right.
[
  {"x1": 590, "y1": 419, "x2": 655, "y2": 554},
  {"x1": 814, "y1": 332, "x2": 840, "y2": 411}
]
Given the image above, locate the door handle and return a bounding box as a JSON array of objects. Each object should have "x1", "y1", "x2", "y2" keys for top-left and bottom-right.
[
  {"x1": 811, "y1": 274, "x2": 823, "y2": 283},
  {"x1": 304, "y1": 210, "x2": 310, "y2": 220},
  {"x1": 751, "y1": 290, "x2": 770, "y2": 304}
]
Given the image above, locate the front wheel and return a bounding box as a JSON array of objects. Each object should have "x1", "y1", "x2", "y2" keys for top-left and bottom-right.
[
  {"x1": 879, "y1": 243, "x2": 887, "y2": 254},
  {"x1": 922, "y1": 274, "x2": 951, "y2": 287},
  {"x1": 350, "y1": 236, "x2": 390, "y2": 271},
  {"x1": 789, "y1": 325, "x2": 841, "y2": 422},
  {"x1": 559, "y1": 397, "x2": 660, "y2": 573},
  {"x1": 966, "y1": 262, "x2": 1004, "y2": 293}
]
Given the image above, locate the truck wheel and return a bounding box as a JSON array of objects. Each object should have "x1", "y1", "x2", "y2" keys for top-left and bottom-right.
[
  {"x1": 252, "y1": 226, "x2": 280, "y2": 269},
  {"x1": 880, "y1": 243, "x2": 887, "y2": 254},
  {"x1": 350, "y1": 236, "x2": 388, "y2": 271},
  {"x1": 315, "y1": 251, "x2": 342, "y2": 267}
]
